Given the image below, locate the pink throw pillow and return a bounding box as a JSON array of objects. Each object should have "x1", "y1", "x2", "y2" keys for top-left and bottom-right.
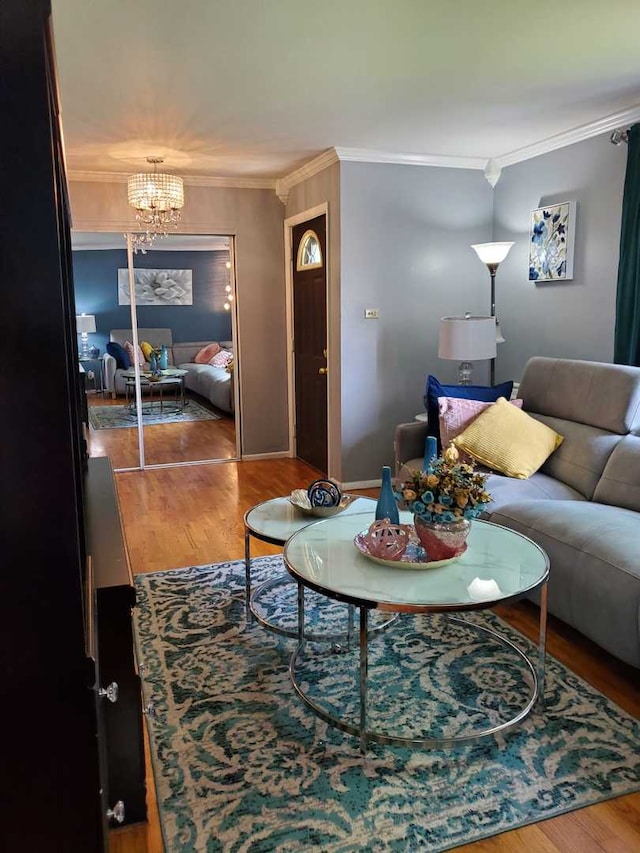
[
  {"x1": 194, "y1": 343, "x2": 221, "y2": 364},
  {"x1": 123, "y1": 341, "x2": 145, "y2": 367},
  {"x1": 210, "y1": 349, "x2": 234, "y2": 368},
  {"x1": 438, "y1": 396, "x2": 523, "y2": 463}
]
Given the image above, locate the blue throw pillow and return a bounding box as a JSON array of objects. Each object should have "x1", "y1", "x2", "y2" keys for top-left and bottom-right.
[
  {"x1": 106, "y1": 341, "x2": 130, "y2": 370},
  {"x1": 424, "y1": 375, "x2": 514, "y2": 448}
]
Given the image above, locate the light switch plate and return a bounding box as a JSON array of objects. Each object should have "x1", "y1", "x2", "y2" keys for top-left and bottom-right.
[{"x1": 364, "y1": 308, "x2": 380, "y2": 319}]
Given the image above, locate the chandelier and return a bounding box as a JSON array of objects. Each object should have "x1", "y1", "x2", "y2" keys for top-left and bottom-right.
[{"x1": 127, "y1": 157, "x2": 185, "y2": 251}]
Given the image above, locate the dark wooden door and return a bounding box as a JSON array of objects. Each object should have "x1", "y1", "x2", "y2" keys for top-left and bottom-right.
[
  {"x1": 292, "y1": 215, "x2": 328, "y2": 473},
  {"x1": 1, "y1": 2, "x2": 104, "y2": 848}
]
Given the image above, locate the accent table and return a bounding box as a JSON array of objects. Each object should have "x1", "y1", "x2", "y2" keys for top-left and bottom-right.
[
  {"x1": 79, "y1": 357, "x2": 104, "y2": 394},
  {"x1": 283, "y1": 512, "x2": 549, "y2": 753},
  {"x1": 243, "y1": 495, "x2": 377, "y2": 637},
  {"x1": 122, "y1": 368, "x2": 188, "y2": 414}
]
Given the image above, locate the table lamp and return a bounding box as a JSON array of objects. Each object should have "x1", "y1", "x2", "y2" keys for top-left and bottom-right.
[
  {"x1": 438, "y1": 314, "x2": 497, "y2": 385},
  {"x1": 76, "y1": 313, "x2": 96, "y2": 358}
]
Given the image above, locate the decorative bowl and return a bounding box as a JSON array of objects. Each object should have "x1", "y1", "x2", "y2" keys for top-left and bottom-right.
[
  {"x1": 307, "y1": 478, "x2": 342, "y2": 508},
  {"x1": 289, "y1": 490, "x2": 357, "y2": 517}
]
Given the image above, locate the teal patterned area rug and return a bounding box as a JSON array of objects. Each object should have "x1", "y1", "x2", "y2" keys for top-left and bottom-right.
[
  {"x1": 88, "y1": 398, "x2": 220, "y2": 429},
  {"x1": 134, "y1": 556, "x2": 640, "y2": 852}
]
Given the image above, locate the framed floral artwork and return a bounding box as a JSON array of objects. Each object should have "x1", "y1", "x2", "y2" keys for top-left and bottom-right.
[
  {"x1": 528, "y1": 201, "x2": 576, "y2": 282},
  {"x1": 117, "y1": 268, "x2": 193, "y2": 305}
]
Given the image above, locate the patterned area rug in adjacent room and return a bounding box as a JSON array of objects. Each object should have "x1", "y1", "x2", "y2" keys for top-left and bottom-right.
[
  {"x1": 134, "y1": 556, "x2": 640, "y2": 853},
  {"x1": 88, "y1": 398, "x2": 221, "y2": 429}
]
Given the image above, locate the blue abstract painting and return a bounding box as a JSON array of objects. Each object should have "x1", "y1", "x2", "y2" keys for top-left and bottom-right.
[{"x1": 529, "y1": 201, "x2": 576, "y2": 281}]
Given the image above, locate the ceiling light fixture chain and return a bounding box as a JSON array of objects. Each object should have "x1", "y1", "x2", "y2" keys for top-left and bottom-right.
[{"x1": 127, "y1": 156, "x2": 185, "y2": 252}]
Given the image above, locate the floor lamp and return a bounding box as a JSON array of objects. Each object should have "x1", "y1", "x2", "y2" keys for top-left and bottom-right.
[
  {"x1": 438, "y1": 314, "x2": 497, "y2": 385},
  {"x1": 470, "y1": 242, "x2": 514, "y2": 386}
]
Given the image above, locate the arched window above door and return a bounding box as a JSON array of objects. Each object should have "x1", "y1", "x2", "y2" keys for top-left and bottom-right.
[{"x1": 296, "y1": 229, "x2": 323, "y2": 271}]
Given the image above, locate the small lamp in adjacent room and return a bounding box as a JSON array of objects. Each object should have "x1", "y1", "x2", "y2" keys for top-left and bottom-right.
[
  {"x1": 76, "y1": 313, "x2": 96, "y2": 358},
  {"x1": 438, "y1": 314, "x2": 497, "y2": 385},
  {"x1": 470, "y1": 241, "x2": 514, "y2": 384}
]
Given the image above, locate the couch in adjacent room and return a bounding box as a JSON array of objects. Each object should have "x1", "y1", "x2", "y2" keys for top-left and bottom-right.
[
  {"x1": 103, "y1": 328, "x2": 235, "y2": 414},
  {"x1": 394, "y1": 356, "x2": 640, "y2": 669}
]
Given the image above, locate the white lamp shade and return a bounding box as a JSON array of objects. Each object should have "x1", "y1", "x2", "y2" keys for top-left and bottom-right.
[
  {"x1": 470, "y1": 241, "x2": 514, "y2": 265},
  {"x1": 438, "y1": 316, "x2": 497, "y2": 361},
  {"x1": 76, "y1": 314, "x2": 96, "y2": 334}
]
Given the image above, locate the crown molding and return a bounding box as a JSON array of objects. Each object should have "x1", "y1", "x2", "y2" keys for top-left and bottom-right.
[
  {"x1": 69, "y1": 101, "x2": 640, "y2": 203},
  {"x1": 334, "y1": 146, "x2": 486, "y2": 170},
  {"x1": 496, "y1": 102, "x2": 640, "y2": 168},
  {"x1": 275, "y1": 149, "x2": 340, "y2": 203},
  {"x1": 275, "y1": 146, "x2": 486, "y2": 203},
  {"x1": 68, "y1": 170, "x2": 276, "y2": 190}
]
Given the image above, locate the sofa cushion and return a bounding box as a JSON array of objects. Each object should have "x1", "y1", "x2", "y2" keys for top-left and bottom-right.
[
  {"x1": 106, "y1": 341, "x2": 130, "y2": 370},
  {"x1": 483, "y1": 471, "x2": 586, "y2": 515},
  {"x1": 111, "y1": 328, "x2": 173, "y2": 348},
  {"x1": 518, "y1": 356, "x2": 640, "y2": 434},
  {"x1": 210, "y1": 349, "x2": 233, "y2": 368},
  {"x1": 178, "y1": 362, "x2": 233, "y2": 413},
  {"x1": 530, "y1": 415, "x2": 623, "y2": 499},
  {"x1": 424, "y1": 375, "x2": 514, "y2": 446},
  {"x1": 593, "y1": 434, "x2": 640, "y2": 512},
  {"x1": 453, "y1": 397, "x2": 564, "y2": 479},
  {"x1": 194, "y1": 342, "x2": 221, "y2": 363},
  {"x1": 438, "y1": 396, "x2": 523, "y2": 462},
  {"x1": 489, "y1": 500, "x2": 640, "y2": 668},
  {"x1": 140, "y1": 340, "x2": 154, "y2": 361},
  {"x1": 123, "y1": 340, "x2": 145, "y2": 367}
]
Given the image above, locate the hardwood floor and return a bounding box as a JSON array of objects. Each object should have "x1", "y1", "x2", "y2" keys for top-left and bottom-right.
[
  {"x1": 86, "y1": 392, "x2": 237, "y2": 468},
  {"x1": 111, "y1": 459, "x2": 640, "y2": 853}
]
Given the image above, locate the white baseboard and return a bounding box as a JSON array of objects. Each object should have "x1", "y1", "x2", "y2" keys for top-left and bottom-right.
[
  {"x1": 241, "y1": 451, "x2": 290, "y2": 461},
  {"x1": 343, "y1": 479, "x2": 381, "y2": 490}
]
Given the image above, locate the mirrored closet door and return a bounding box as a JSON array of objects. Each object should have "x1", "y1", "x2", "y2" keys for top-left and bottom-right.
[{"x1": 71, "y1": 231, "x2": 240, "y2": 471}]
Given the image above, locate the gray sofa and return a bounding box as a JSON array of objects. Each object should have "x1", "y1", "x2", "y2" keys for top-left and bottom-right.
[
  {"x1": 395, "y1": 357, "x2": 640, "y2": 669},
  {"x1": 103, "y1": 328, "x2": 234, "y2": 414}
]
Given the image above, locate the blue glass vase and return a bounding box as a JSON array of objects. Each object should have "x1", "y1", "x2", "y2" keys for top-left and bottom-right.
[
  {"x1": 376, "y1": 465, "x2": 400, "y2": 524},
  {"x1": 423, "y1": 435, "x2": 437, "y2": 471},
  {"x1": 159, "y1": 344, "x2": 169, "y2": 370}
]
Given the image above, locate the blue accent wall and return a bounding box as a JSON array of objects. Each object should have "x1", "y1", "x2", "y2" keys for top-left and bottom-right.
[{"x1": 73, "y1": 249, "x2": 232, "y2": 356}]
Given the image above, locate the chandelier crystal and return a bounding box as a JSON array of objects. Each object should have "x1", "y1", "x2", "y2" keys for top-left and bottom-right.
[{"x1": 127, "y1": 157, "x2": 185, "y2": 251}]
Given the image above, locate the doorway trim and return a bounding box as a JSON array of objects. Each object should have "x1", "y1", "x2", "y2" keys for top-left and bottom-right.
[{"x1": 284, "y1": 202, "x2": 331, "y2": 474}]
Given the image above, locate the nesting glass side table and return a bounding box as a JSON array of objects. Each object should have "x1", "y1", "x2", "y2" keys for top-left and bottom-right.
[{"x1": 243, "y1": 495, "x2": 377, "y2": 637}]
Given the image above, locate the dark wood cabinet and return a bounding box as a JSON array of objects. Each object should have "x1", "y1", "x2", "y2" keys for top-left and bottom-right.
[
  {"x1": 87, "y1": 457, "x2": 147, "y2": 827},
  {"x1": 0, "y1": 2, "x2": 144, "y2": 848}
]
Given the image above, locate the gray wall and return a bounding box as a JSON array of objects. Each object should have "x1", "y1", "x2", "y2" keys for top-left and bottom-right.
[
  {"x1": 339, "y1": 162, "x2": 493, "y2": 483},
  {"x1": 68, "y1": 133, "x2": 628, "y2": 477},
  {"x1": 493, "y1": 134, "x2": 626, "y2": 382},
  {"x1": 69, "y1": 180, "x2": 287, "y2": 456}
]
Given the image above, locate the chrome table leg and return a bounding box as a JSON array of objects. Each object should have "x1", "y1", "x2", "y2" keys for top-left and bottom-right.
[
  {"x1": 537, "y1": 580, "x2": 548, "y2": 710},
  {"x1": 347, "y1": 603, "x2": 355, "y2": 649},
  {"x1": 298, "y1": 581, "x2": 305, "y2": 643},
  {"x1": 244, "y1": 529, "x2": 252, "y2": 624},
  {"x1": 359, "y1": 607, "x2": 369, "y2": 754}
]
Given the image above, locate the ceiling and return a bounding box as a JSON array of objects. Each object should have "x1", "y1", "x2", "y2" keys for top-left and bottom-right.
[{"x1": 51, "y1": 0, "x2": 640, "y2": 182}]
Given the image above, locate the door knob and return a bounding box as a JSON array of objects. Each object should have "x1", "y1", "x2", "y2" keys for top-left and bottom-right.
[
  {"x1": 106, "y1": 800, "x2": 125, "y2": 824},
  {"x1": 98, "y1": 681, "x2": 119, "y2": 703},
  {"x1": 318, "y1": 367, "x2": 328, "y2": 375}
]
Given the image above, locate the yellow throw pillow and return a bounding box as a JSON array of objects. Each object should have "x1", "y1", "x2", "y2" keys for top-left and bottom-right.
[
  {"x1": 452, "y1": 397, "x2": 563, "y2": 479},
  {"x1": 140, "y1": 340, "x2": 154, "y2": 361}
]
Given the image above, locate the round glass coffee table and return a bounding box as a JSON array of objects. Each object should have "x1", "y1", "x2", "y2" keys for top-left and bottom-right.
[
  {"x1": 283, "y1": 512, "x2": 549, "y2": 753},
  {"x1": 243, "y1": 495, "x2": 377, "y2": 638}
]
